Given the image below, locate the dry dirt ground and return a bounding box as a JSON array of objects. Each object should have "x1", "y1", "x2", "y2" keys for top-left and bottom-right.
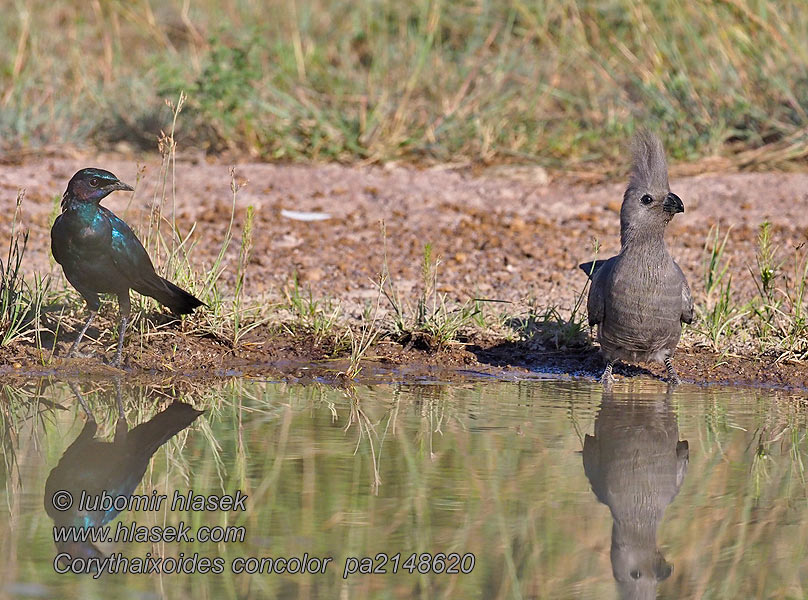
[{"x1": 1, "y1": 152, "x2": 808, "y2": 388}]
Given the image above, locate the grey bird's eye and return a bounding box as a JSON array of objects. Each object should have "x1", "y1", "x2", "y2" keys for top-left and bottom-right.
[
  {"x1": 89, "y1": 177, "x2": 99, "y2": 188},
  {"x1": 630, "y1": 570, "x2": 642, "y2": 580},
  {"x1": 640, "y1": 194, "x2": 653, "y2": 205}
]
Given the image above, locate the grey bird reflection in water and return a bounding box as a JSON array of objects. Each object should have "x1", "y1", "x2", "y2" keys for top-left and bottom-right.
[
  {"x1": 583, "y1": 390, "x2": 689, "y2": 600},
  {"x1": 44, "y1": 381, "x2": 202, "y2": 565}
]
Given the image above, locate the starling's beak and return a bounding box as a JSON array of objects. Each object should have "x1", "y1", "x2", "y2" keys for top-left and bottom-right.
[
  {"x1": 109, "y1": 180, "x2": 134, "y2": 192},
  {"x1": 662, "y1": 192, "x2": 684, "y2": 214}
]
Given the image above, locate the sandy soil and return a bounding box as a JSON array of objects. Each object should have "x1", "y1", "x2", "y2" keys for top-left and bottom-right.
[{"x1": 2, "y1": 152, "x2": 807, "y2": 388}]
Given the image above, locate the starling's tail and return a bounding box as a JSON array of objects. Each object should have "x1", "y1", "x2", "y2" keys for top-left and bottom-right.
[
  {"x1": 128, "y1": 402, "x2": 204, "y2": 459},
  {"x1": 136, "y1": 275, "x2": 204, "y2": 315}
]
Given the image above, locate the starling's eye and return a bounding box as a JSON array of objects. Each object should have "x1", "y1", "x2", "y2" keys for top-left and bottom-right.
[
  {"x1": 630, "y1": 570, "x2": 642, "y2": 580},
  {"x1": 640, "y1": 194, "x2": 653, "y2": 205},
  {"x1": 89, "y1": 177, "x2": 99, "y2": 188}
]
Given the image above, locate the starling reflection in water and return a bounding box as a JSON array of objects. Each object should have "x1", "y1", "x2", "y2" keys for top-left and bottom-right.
[{"x1": 45, "y1": 382, "x2": 202, "y2": 562}]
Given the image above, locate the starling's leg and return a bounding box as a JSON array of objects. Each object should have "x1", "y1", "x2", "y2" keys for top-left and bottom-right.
[
  {"x1": 67, "y1": 310, "x2": 97, "y2": 357},
  {"x1": 600, "y1": 360, "x2": 615, "y2": 388},
  {"x1": 113, "y1": 377, "x2": 128, "y2": 442},
  {"x1": 113, "y1": 292, "x2": 131, "y2": 368},
  {"x1": 67, "y1": 382, "x2": 99, "y2": 444},
  {"x1": 113, "y1": 316, "x2": 128, "y2": 367},
  {"x1": 68, "y1": 381, "x2": 95, "y2": 421},
  {"x1": 664, "y1": 357, "x2": 682, "y2": 385}
]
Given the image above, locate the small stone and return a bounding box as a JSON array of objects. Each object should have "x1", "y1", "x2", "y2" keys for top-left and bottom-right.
[
  {"x1": 510, "y1": 217, "x2": 528, "y2": 232},
  {"x1": 300, "y1": 267, "x2": 325, "y2": 283}
]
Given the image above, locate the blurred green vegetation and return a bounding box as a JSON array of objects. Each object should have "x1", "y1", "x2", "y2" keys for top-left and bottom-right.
[
  {"x1": 2, "y1": 1, "x2": 808, "y2": 167},
  {"x1": 1, "y1": 379, "x2": 807, "y2": 598}
]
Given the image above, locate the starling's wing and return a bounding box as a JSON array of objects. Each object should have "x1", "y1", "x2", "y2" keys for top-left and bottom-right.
[
  {"x1": 99, "y1": 207, "x2": 158, "y2": 286},
  {"x1": 674, "y1": 262, "x2": 693, "y2": 324},
  {"x1": 50, "y1": 213, "x2": 66, "y2": 266},
  {"x1": 586, "y1": 257, "x2": 616, "y2": 327},
  {"x1": 100, "y1": 206, "x2": 203, "y2": 314}
]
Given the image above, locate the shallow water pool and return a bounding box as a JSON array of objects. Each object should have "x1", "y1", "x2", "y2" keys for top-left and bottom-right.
[{"x1": 0, "y1": 378, "x2": 806, "y2": 599}]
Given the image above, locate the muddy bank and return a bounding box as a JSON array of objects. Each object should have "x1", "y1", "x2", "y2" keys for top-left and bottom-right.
[
  {"x1": 1, "y1": 154, "x2": 808, "y2": 388},
  {"x1": 1, "y1": 325, "x2": 807, "y2": 391}
]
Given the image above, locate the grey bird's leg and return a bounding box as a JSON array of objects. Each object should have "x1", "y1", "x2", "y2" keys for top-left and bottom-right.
[
  {"x1": 600, "y1": 360, "x2": 615, "y2": 388},
  {"x1": 113, "y1": 292, "x2": 131, "y2": 368},
  {"x1": 68, "y1": 310, "x2": 97, "y2": 357},
  {"x1": 664, "y1": 357, "x2": 681, "y2": 385}
]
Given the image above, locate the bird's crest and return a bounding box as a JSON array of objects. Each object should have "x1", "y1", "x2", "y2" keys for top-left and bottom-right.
[{"x1": 627, "y1": 130, "x2": 669, "y2": 193}]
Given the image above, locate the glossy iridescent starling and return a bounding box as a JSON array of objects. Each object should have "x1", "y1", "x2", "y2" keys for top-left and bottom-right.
[
  {"x1": 51, "y1": 168, "x2": 203, "y2": 366},
  {"x1": 45, "y1": 382, "x2": 203, "y2": 563}
]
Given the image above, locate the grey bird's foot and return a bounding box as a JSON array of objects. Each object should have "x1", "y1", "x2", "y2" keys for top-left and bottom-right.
[
  {"x1": 664, "y1": 357, "x2": 682, "y2": 385},
  {"x1": 600, "y1": 361, "x2": 615, "y2": 389},
  {"x1": 109, "y1": 349, "x2": 127, "y2": 369}
]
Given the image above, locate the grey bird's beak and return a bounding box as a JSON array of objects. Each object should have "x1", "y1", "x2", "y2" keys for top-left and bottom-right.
[
  {"x1": 111, "y1": 181, "x2": 134, "y2": 192},
  {"x1": 662, "y1": 192, "x2": 684, "y2": 214}
]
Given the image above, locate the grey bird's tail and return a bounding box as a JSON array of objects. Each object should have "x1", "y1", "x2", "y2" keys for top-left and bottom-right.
[
  {"x1": 579, "y1": 260, "x2": 607, "y2": 280},
  {"x1": 136, "y1": 276, "x2": 205, "y2": 315}
]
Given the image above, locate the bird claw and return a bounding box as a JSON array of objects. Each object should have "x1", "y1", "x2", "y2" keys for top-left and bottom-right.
[
  {"x1": 600, "y1": 361, "x2": 615, "y2": 389},
  {"x1": 108, "y1": 355, "x2": 126, "y2": 370},
  {"x1": 664, "y1": 358, "x2": 681, "y2": 385}
]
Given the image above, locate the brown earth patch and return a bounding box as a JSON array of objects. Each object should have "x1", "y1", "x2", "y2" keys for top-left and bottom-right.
[{"x1": 2, "y1": 153, "x2": 808, "y2": 389}]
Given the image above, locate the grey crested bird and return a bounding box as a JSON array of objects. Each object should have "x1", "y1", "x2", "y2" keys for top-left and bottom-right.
[{"x1": 579, "y1": 131, "x2": 693, "y2": 386}]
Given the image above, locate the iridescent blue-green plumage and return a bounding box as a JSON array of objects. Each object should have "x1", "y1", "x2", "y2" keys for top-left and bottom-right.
[
  {"x1": 45, "y1": 398, "x2": 202, "y2": 560},
  {"x1": 51, "y1": 168, "x2": 203, "y2": 365}
]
